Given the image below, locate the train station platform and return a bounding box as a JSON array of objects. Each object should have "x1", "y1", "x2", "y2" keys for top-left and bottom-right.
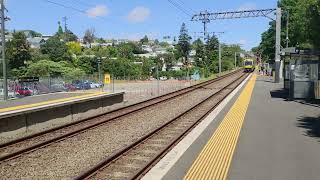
[
  {"x1": 143, "y1": 73, "x2": 320, "y2": 180},
  {"x1": 0, "y1": 92, "x2": 103, "y2": 113},
  {"x1": 0, "y1": 91, "x2": 124, "y2": 142}
]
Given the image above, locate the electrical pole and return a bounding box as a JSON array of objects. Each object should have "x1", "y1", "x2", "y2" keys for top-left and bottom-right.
[
  {"x1": 219, "y1": 42, "x2": 222, "y2": 75},
  {"x1": 275, "y1": 7, "x2": 282, "y2": 83},
  {"x1": 286, "y1": 10, "x2": 289, "y2": 48},
  {"x1": 63, "y1": 16, "x2": 68, "y2": 42},
  {"x1": 234, "y1": 52, "x2": 237, "y2": 68},
  {"x1": 1, "y1": 0, "x2": 7, "y2": 101}
]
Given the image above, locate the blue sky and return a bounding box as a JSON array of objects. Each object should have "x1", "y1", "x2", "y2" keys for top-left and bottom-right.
[{"x1": 6, "y1": 0, "x2": 277, "y2": 50}]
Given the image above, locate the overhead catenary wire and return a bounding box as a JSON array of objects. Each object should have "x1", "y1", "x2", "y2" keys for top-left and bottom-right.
[
  {"x1": 43, "y1": 0, "x2": 108, "y2": 21},
  {"x1": 166, "y1": 0, "x2": 192, "y2": 17},
  {"x1": 175, "y1": 0, "x2": 196, "y2": 14}
]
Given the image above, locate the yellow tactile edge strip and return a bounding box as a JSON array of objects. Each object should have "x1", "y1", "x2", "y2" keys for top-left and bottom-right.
[
  {"x1": 184, "y1": 74, "x2": 257, "y2": 180},
  {"x1": 0, "y1": 92, "x2": 108, "y2": 113}
]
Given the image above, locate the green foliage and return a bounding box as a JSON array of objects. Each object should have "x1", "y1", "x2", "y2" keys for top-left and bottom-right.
[
  {"x1": 25, "y1": 59, "x2": 85, "y2": 79},
  {"x1": 74, "y1": 56, "x2": 97, "y2": 74},
  {"x1": 65, "y1": 29, "x2": 78, "y2": 42},
  {"x1": 55, "y1": 21, "x2": 64, "y2": 38},
  {"x1": 154, "y1": 39, "x2": 160, "y2": 45},
  {"x1": 141, "y1": 58, "x2": 154, "y2": 77},
  {"x1": 177, "y1": 23, "x2": 192, "y2": 64},
  {"x1": 140, "y1": 35, "x2": 149, "y2": 44},
  {"x1": 6, "y1": 32, "x2": 31, "y2": 70},
  {"x1": 26, "y1": 59, "x2": 64, "y2": 77},
  {"x1": 156, "y1": 53, "x2": 176, "y2": 71},
  {"x1": 159, "y1": 41, "x2": 170, "y2": 47},
  {"x1": 67, "y1": 41, "x2": 82, "y2": 55},
  {"x1": 62, "y1": 67, "x2": 86, "y2": 80},
  {"x1": 30, "y1": 48, "x2": 49, "y2": 62},
  {"x1": 96, "y1": 38, "x2": 106, "y2": 44},
  {"x1": 102, "y1": 58, "x2": 143, "y2": 79},
  {"x1": 40, "y1": 36, "x2": 71, "y2": 62},
  {"x1": 257, "y1": 0, "x2": 320, "y2": 61}
]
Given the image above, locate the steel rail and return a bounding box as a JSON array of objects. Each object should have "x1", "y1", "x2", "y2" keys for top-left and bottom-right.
[
  {"x1": 0, "y1": 69, "x2": 243, "y2": 162},
  {"x1": 74, "y1": 72, "x2": 248, "y2": 180}
]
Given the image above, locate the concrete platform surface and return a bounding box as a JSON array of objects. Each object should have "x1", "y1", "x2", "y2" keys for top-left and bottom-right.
[
  {"x1": 0, "y1": 91, "x2": 106, "y2": 114},
  {"x1": 152, "y1": 75, "x2": 320, "y2": 180}
]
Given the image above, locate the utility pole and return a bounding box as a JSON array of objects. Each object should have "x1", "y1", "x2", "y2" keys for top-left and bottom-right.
[
  {"x1": 63, "y1": 16, "x2": 68, "y2": 42},
  {"x1": 156, "y1": 63, "x2": 160, "y2": 96},
  {"x1": 286, "y1": 10, "x2": 289, "y2": 48},
  {"x1": 215, "y1": 32, "x2": 224, "y2": 75},
  {"x1": 234, "y1": 52, "x2": 237, "y2": 68},
  {"x1": 219, "y1": 42, "x2": 222, "y2": 75},
  {"x1": 275, "y1": 7, "x2": 282, "y2": 83},
  {"x1": 1, "y1": 0, "x2": 7, "y2": 101}
]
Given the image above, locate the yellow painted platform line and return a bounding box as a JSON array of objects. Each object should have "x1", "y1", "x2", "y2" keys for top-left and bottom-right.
[
  {"x1": 0, "y1": 92, "x2": 108, "y2": 113},
  {"x1": 184, "y1": 74, "x2": 257, "y2": 180}
]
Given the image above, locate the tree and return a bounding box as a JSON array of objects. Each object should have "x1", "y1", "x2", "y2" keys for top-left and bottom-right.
[
  {"x1": 102, "y1": 58, "x2": 141, "y2": 79},
  {"x1": 258, "y1": 0, "x2": 320, "y2": 61},
  {"x1": 140, "y1": 35, "x2": 149, "y2": 44},
  {"x1": 96, "y1": 38, "x2": 106, "y2": 44},
  {"x1": 67, "y1": 41, "x2": 82, "y2": 55},
  {"x1": 25, "y1": 59, "x2": 64, "y2": 77},
  {"x1": 63, "y1": 67, "x2": 86, "y2": 80},
  {"x1": 156, "y1": 53, "x2": 176, "y2": 71},
  {"x1": 30, "y1": 48, "x2": 50, "y2": 62},
  {"x1": 154, "y1": 39, "x2": 160, "y2": 45},
  {"x1": 83, "y1": 28, "x2": 96, "y2": 48},
  {"x1": 55, "y1": 21, "x2": 64, "y2": 39},
  {"x1": 74, "y1": 56, "x2": 97, "y2": 74},
  {"x1": 193, "y1": 38, "x2": 206, "y2": 68},
  {"x1": 6, "y1": 32, "x2": 31, "y2": 71},
  {"x1": 40, "y1": 36, "x2": 71, "y2": 62},
  {"x1": 65, "y1": 29, "x2": 78, "y2": 42},
  {"x1": 177, "y1": 23, "x2": 192, "y2": 65}
]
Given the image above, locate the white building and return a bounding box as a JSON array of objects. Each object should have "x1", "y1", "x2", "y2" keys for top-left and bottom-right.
[{"x1": 142, "y1": 45, "x2": 153, "y2": 53}]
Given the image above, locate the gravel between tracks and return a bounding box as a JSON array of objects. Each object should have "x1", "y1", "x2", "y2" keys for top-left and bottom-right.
[{"x1": 0, "y1": 72, "x2": 242, "y2": 179}]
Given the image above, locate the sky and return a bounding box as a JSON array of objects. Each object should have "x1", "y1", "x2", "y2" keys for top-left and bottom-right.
[{"x1": 6, "y1": 0, "x2": 278, "y2": 50}]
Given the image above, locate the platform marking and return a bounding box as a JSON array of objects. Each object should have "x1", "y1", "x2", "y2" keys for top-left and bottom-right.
[
  {"x1": 184, "y1": 74, "x2": 256, "y2": 180},
  {"x1": 0, "y1": 92, "x2": 107, "y2": 113}
]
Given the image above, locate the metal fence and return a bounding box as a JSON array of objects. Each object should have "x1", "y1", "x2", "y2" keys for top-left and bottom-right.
[{"x1": 0, "y1": 69, "x2": 237, "y2": 101}]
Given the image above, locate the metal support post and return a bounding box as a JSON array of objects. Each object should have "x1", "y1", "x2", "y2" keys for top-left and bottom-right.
[
  {"x1": 112, "y1": 74, "x2": 114, "y2": 93},
  {"x1": 275, "y1": 7, "x2": 282, "y2": 83},
  {"x1": 286, "y1": 10, "x2": 289, "y2": 48},
  {"x1": 1, "y1": 0, "x2": 7, "y2": 100},
  {"x1": 234, "y1": 52, "x2": 237, "y2": 68},
  {"x1": 219, "y1": 42, "x2": 222, "y2": 75},
  {"x1": 156, "y1": 64, "x2": 159, "y2": 96}
]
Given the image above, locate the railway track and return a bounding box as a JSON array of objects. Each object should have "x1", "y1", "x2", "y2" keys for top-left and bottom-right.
[
  {"x1": 74, "y1": 72, "x2": 249, "y2": 179},
  {"x1": 0, "y1": 69, "x2": 243, "y2": 162}
]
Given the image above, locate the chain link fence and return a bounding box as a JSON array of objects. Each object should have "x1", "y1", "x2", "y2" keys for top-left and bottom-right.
[{"x1": 0, "y1": 68, "x2": 238, "y2": 101}]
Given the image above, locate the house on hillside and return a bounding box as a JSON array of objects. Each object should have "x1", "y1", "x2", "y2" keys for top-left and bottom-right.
[{"x1": 27, "y1": 37, "x2": 46, "y2": 48}]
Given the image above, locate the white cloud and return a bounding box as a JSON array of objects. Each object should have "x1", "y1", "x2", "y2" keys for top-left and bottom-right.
[
  {"x1": 237, "y1": 2, "x2": 257, "y2": 11},
  {"x1": 126, "y1": 6, "x2": 150, "y2": 23},
  {"x1": 86, "y1": 5, "x2": 109, "y2": 18}
]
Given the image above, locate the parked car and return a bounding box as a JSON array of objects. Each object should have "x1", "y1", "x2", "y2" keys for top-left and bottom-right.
[
  {"x1": 64, "y1": 84, "x2": 76, "y2": 91},
  {"x1": 16, "y1": 87, "x2": 32, "y2": 96},
  {"x1": 50, "y1": 84, "x2": 68, "y2": 92},
  {"x1": 0, "y1": 89, "x2": 16, "y2": 98},
  {"x1": 73, "y1": 81, "x2": 91, "y2": 90},
  {"x1": 160, "y1": 76, "x2": 168, "y2": 81},
  {"x1": 90, "y1": 82, "x2": 103, "y2": 88}
]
